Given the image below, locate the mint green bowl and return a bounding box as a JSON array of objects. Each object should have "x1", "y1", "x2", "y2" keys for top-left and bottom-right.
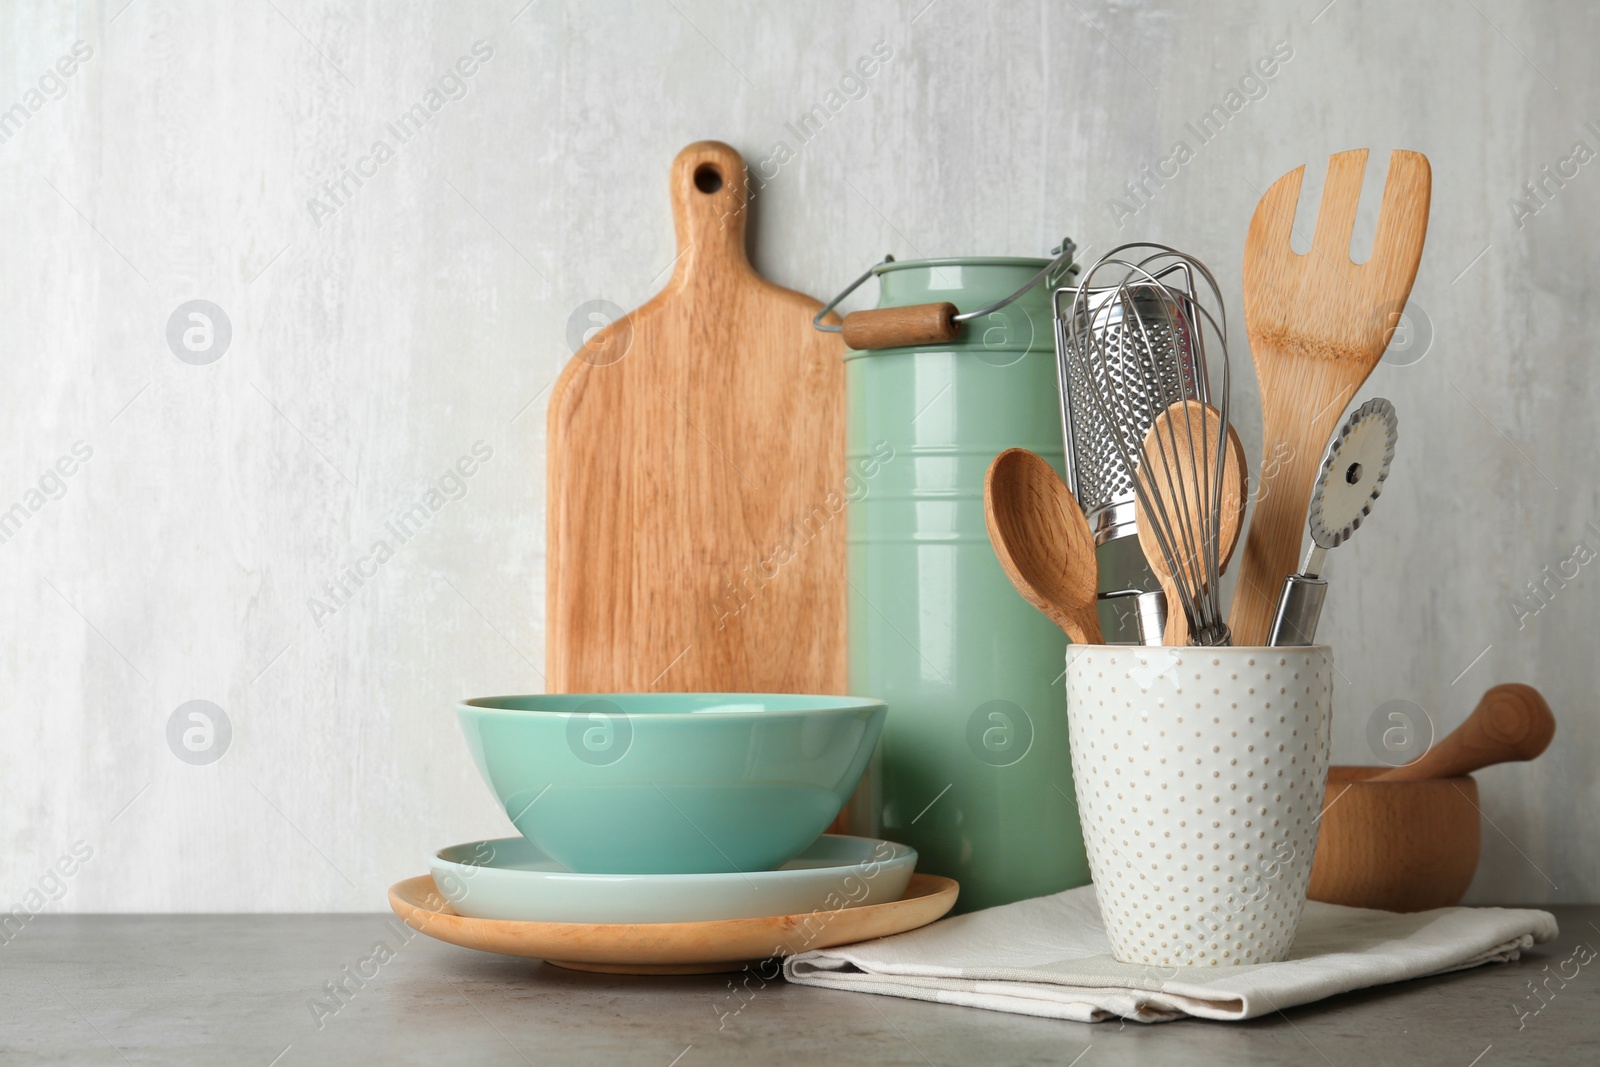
[{"x1": 456, "y1": 694, "x2": 887, "y2": 875}]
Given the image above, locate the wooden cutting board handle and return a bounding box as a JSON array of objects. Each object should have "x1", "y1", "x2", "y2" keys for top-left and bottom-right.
[{"x1": 668, "y1": 140, "x2": 754, "y2": 280}]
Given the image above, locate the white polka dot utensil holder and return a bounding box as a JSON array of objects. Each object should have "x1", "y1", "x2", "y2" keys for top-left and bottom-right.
[{"x1": 1065, "y1": 645, "x2": 1333, "y2": 967}]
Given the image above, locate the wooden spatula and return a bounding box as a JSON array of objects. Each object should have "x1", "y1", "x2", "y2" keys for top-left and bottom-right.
[
  {"x1": 1228, "y1": 149, "x2": 1431, "y2": 645},
  {"x1": 983, "y1": 448, "x2": 1103, "y2": 645},
  {"x1": 1134, "y1": 402, "x2": 1247, "y2": 645}
]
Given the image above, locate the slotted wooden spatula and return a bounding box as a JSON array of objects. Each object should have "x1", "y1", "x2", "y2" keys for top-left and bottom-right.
[{"x1": 1228, "y1": 149, "x2": 1430, "y2": 645}]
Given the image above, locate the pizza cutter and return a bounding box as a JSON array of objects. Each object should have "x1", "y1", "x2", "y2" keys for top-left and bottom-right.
[{"x1": 1267, "y1": 398, "x2": 1398, "y2": 647}]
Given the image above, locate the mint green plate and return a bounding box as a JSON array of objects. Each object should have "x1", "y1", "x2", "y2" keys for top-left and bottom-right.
[
  {"x1": 456, "y1": 694, "x2": 887, "y2": 874},
  {"x1": 430, "y1": 835, "x2": 915, "y2": 923}
]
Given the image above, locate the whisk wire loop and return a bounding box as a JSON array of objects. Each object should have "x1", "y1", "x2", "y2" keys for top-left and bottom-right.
[{"x1": 1060, "y1": 244, "x2": 1236, "y2": 646}]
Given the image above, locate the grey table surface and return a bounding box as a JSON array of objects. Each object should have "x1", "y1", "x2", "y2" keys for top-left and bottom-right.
[{"x1": 2, "y1": 907, "x2": 1595, "y2": 1066}]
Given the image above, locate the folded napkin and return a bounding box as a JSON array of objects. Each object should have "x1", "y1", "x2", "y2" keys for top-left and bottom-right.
[{"x1": 784, "y1": 886, "x2": 1557, "y2": 1023}]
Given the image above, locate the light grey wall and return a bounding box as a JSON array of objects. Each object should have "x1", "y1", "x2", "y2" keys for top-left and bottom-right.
[{"x1": 2, "y1": 0, "x2": 1593, "y2": 912}]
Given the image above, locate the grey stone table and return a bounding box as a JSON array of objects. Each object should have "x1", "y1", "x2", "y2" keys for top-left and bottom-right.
[{"x1": 3, "y1": 908, "x2": 1595, "y2": 1065}]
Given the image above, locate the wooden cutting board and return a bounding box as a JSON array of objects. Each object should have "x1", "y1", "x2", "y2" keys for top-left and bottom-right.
[{"x1": 546, "y1": 141, "x2": 846, "y2": 694}]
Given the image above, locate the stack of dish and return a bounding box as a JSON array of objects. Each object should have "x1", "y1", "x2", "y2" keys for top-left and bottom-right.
[{"x1": 390, "y1": 694, "x2": 957, "y2": 974}]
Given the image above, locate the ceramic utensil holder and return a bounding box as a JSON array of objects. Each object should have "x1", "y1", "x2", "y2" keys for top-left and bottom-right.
[{"x1": 1065, "y1": 645, "x2": 1333, "y2": 966}]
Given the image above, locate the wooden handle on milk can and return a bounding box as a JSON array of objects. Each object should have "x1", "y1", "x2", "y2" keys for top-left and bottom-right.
[{"x1": 840, "y1": 302, "x2": 961, "y2": 350}]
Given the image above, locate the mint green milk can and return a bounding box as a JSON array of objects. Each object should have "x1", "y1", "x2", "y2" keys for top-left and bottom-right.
[{"x1": 830, "y1": 254, "x2": 1092, "y2": 912}]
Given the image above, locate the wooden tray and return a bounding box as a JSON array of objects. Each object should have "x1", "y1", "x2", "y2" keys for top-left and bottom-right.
[
  {"x1": 546, "y1": 140, "x2": 847, "y2": 694},
  {"x1": 388, "y1": 872, "x2": 958, "y2": 975}
]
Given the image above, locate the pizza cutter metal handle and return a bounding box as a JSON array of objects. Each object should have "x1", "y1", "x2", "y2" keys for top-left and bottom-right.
[
  {"x1": 1268, "y1": 575, "x2": 1328, "y2": 647},
  {"x1": 1268, "y1": 398, "x2": 1398, "y2": 647}
]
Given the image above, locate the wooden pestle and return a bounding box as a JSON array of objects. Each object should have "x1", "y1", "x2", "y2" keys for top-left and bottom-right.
[{"x1": 1372, "y1": 683, "x2": 1554, "y2": 782}]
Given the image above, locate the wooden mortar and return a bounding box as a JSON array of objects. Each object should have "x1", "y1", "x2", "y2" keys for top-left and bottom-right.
[
  {"x1": 1308, "y1": 766, "x2": 1481, "y2": 912},
  {"x1": 1307, "y1": 683, "x2": 1553, "y2": 912}
]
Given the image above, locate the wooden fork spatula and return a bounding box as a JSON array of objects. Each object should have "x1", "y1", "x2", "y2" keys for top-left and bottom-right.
[{"x1": 1228, "y1": 149, "x2": 1431, "y2": 645}]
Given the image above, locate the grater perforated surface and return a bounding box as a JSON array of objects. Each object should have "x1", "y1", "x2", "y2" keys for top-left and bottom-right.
[{"x1": 1058, "y1": 284, "x2": 1208, "y2": 520}]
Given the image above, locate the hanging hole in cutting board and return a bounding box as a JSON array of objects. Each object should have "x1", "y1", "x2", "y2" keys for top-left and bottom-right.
[
  {"x1": 1345, "y1": 462, "x2": 1362, "y2": 484},
  {"x1": 694, "y1": 164, "x2": 724, "y2": 193}
]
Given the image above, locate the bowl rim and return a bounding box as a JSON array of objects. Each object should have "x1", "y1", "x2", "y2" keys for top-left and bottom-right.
[
  {"x1": 431, "y1": 833, "x2": 915, "y2": 883},
  {"x1": 457, "y1": 693, "x2": 887, "y2": 721},
  {"x1": 1327, "y1": 765, "x2": 1478, "y2": 784}
]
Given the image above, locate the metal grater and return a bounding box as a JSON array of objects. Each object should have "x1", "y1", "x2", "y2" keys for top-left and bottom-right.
[{"x1": 1052, "y1": 261, "x2": 1212, "y2": 643}]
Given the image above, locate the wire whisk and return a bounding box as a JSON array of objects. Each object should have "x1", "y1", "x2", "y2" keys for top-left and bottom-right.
[{"x1": 1060, "y1": 244, "x2": 1239, "y2": 646}]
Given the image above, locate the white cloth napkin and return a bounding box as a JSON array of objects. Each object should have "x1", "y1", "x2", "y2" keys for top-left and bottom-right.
[{"x1": 784, "y1": 886, "x2": 1557, "y2": 1023}]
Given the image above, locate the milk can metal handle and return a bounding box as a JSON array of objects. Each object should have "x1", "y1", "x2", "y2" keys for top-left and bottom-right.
[{"x1": 813, "y1": 239, "x2": 1078, "y2": 350}]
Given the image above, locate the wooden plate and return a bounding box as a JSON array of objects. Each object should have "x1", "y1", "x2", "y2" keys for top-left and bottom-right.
[{"x1": 388, "y1": 872, "x2": 958, "y2": 975}]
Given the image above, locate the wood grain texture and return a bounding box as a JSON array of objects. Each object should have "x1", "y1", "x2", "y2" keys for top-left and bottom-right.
[
  {"x1": 5, "y1": 2, "x2": 1593, "y2": 914},
  {"x1": 984, "y1": 448, "x2": 1103, "y2": 644},
  {"x1": 1228, "y1": 150, "x2": 1431, "y2": 645},
  {"x1": 388, "y1": 872, "x2": 958, "y2": 973},
  {"x1": 546, "y1": 141, "x2": 846, "y2": 694},
  {"x1": 1308, "y1": 766, "x2": 1481, "y2": 912},
  {"x1": 1375, "y1": 683, "x2": 1555, "y2": 783},
  {"x1": 1134, "y1": 402, "x2": 1246, "y2": 645},
  {"x1": 1309, "y1": 683, "x2": 1555, "y2": 910},
  {"x1": 839, "y1": 302, "x2": 958, "y2": 350}
]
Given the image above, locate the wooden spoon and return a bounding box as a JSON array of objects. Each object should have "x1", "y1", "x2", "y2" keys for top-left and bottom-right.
[
  {"x1": 1134, "y1": 402, "x2": 1247, "y2": 644},
  {"x1": 1373, "y1": 683, "x2": 1555, "y2": 782},
  {"x1": 983, "y1": 448, "x2": 1103, "y2": 644},
  {"x1": 1229, "y1": 149, "x2": 1431, "y2": 645}
]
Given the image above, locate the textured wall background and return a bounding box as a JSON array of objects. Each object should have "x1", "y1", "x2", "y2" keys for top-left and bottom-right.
[{"x1": 1, "y1": 0, "x2": 1594, "y2": 912}]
